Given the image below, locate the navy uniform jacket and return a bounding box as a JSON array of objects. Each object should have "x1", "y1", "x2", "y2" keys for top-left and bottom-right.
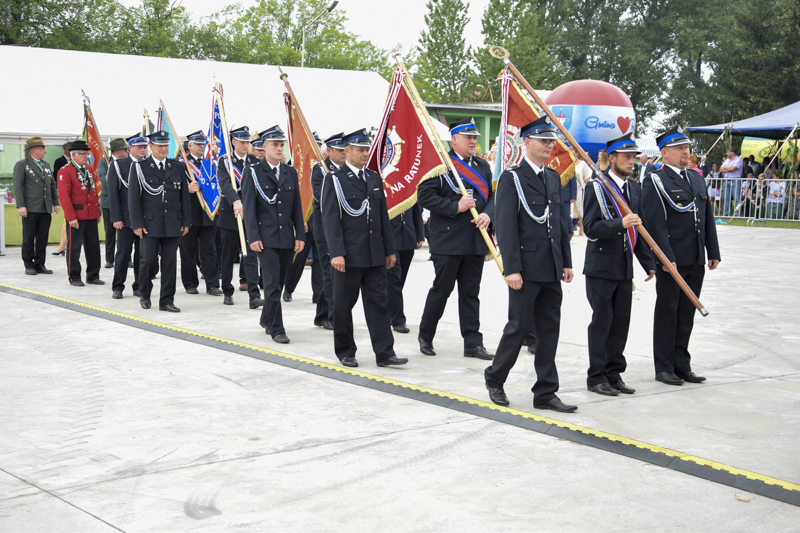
[
  {"x1": 583, "y1": 173, "x2": 656, "y2": 280},
  {"x1": 311, "y1": 157, "x2": 336, "y2": 242},
  {"x1": 218, "y1": 152, "x2": 259, "y2": 231},
  {"x1": 241, "y1": 160, "x2": 305, "y2": 249},
  {"x1": 391, "y1": 203, "x2": 425, "y2": 251},
  {"x1": 495, "y1": 159, "x2": 572, "y2": 282},
  {"x1": 186, "y1": 154, "x2": 215, "y2": 227},
  {"x1": 321, "y1": 164, "x2": 395, "y2": 268},
  {"x1": 641, "y1": 165, "x2": 720, "y2": 266},
  {"x1": 107, "y1": 156, "x2": 136, "y2": 227},
  {"x1": 417, "y1": 150, "x2": 495, "y2": 256},
  {"x1": 128, "y1": 155, "x2": 191, "y2": 238}
]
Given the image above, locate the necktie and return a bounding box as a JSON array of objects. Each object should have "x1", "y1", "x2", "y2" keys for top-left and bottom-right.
[
  {"x1": 358, "y1": 170, "x2": 365, "y2": 181},
  {"x1": 621, "y1": 182, "x2": 629, "y2": 202},
  {"x1": 158, "y1": 162, "x2": 164, "y2": 172},
  {"x1": 681, "y1": 169, "x2": 689, "y2": 184},
  {"x1": 536, "y1": 171, "x2": 545, "y2": 187}
]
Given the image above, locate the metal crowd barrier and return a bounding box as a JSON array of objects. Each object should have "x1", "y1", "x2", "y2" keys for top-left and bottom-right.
[{"x1": 702, "y1": 174, "x2": 799, "y2": 225}]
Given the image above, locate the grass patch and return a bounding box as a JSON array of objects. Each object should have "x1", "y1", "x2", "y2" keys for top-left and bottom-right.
[{"x1": 713, "y1": 217, "x2": 800, "y2": 229}]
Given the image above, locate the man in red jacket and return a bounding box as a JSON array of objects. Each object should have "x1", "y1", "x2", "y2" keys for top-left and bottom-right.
[{"x1": 57, "y1": 140, "x2": 104, "y2": 287}]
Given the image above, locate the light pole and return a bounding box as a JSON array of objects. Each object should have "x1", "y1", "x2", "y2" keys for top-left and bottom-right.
[{"x1": 301, "y1": 1, "x2": 338, "y2": 68}]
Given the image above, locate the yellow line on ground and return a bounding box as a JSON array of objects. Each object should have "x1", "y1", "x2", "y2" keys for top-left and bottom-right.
[{"x1": 2, "y1": 282, "x2": 798, "y2": 492}]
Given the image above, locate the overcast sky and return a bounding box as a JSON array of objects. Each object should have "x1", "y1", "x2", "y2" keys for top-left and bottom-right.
[{"x1": 119, "y1": 0, "x2": 491, "y2": 53}]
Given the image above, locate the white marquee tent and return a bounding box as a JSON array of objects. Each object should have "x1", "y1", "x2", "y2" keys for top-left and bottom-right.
[{"x1": 0, "y1": 46, "x2": 450, "y2": 146}]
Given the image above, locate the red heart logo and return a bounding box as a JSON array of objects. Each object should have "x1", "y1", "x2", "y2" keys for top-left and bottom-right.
[{"x1": 617, "y1": 117, "x2": 631, "y2": 133}]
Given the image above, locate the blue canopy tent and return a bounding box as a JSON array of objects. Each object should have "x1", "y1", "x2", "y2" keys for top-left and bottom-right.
[{"x1": 686, "y1": 100, "x2": 800, "y2": 140}]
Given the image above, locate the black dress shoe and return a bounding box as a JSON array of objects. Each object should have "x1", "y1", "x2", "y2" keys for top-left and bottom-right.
[
  {"x1": 676, "y1": 371, "x2": 706, "y2": 383},
  {"x1": 185, "y1": 287, "x2": 199, "y2": 294},
  {"x1": 112, "y1": 291, "x2": 123, "y2": 299},
  {"x1": 283, "y1": 291, "x2": 292, "y2": 302},
  {"x1": 535, "y1": 397, "x2": 578, "y2": 413},
  {"x1": 377, "y1": 356, "x2": 409, "y2": 367},
  {"x1": 87, "y1": 279, "x2": 105, "y2": 285},
  {"x1": 35, "y1": 266, "x2": 53, "y2": 274},
  {"x1": 314, "y1": 320, "x2": 334, "y2": 330},
  {"x1": 133, "y1": 289, "x2": 141, "y2": 297},
  {"x1": 464, "y1": 346, "x2": 494, "y2": 360},
  {"x1": 418, "y1": 335, "x2": 436, "y2": 356},
  {"x1": 128, "y1": 261, "x2": 134, "y2": 268},
  {"x1": 611, "y1": 380, "x2": 636, "y2": 394},
  {"x1": 273, "y1": 333, "x2": 290, "y2": 344},
  {"x1": 486, "y1": 384, "x2": 510, "y2": 406},
  {"x1": 70, "y1": 280, "x2": 85, "y2": 286},
  {"x1": 140, "y1": 298, "x2": 151, "y2": 309},
  {"x1": 588, "y1": 382, "x2": 620, "y2": 396},
  {"x1": 206, "y1": 287, "x2": 223, "y2": 296},
  {"x1": 104, "y1": 262, "x2": 113, "y2": 268},
  {"x1": 392, "y1": 323, "x2": 410, "y2": 334},
  {"x1": 655, "y1": 372, "x2": 684, "y2": 385},
  {"x1": 223, "y1": 295, "x2": 234, "y2": 305},
  {"x1": 249, "y1": 298, "x2": 264, "y2": 309},
  {"x1": 25, "y1": 268, "x2": 37, "y2": 275},
  {"x1": 159, "y1": 304, "x2": 181, "y2": 312},
  {"x1": 312, "y1": 296, "x2": 319, "y2": 304},
  {"x1": 527, "y1": 344, "x2": 535, "y2": 355},
  {"x1": 341, "y1": 356, "x2": 358, "y2": 367}
]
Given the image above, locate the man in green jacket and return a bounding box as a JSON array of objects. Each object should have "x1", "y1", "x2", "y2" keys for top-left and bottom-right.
[{"x1": 12, "y1": 137, "x2": 60, "y2": 275}]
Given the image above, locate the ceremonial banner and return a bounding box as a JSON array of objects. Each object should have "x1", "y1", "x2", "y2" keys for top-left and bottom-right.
[
  {"x1": 156, "y1": 107, "x2": 181, "y2": 158},
  {"x1": 497, "y1": 70, "x2": 576, "y2": 189},
  {"x1": 82, "y1": 100, "x2": 106, "y2": 191},
  {"x1": 284, "y1": 92, "x2": 317, "y2": 222},
  {"x1": 198, "y1": 91, "x2": 226, "y2": 219},
  {"x1": 366, "y1": 69, "x2": 447, "y2": 218}
]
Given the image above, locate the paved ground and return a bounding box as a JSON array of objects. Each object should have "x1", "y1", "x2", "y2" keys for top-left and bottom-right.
[{"x1": 0, "y1": 225, "x2": 798, "y2": 531}]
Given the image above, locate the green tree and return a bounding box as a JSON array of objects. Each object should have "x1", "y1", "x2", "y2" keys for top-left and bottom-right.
[
  {"x1": 476, "y1": 0, "x2": 562, "y2": 98},
  {"x1": 414, "y1": 0, "x2": 481, "y2": 103}
]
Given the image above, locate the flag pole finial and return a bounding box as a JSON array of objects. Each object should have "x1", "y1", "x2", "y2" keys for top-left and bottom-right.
[{"x1": 489, "y1": 46, "x2": 509, "y2": 59}]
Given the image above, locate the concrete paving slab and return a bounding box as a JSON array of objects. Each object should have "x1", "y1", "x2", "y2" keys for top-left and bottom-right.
[
  {"x1": 0, "y1": 300, "x2": 797, "y2": 531},
  {"x1": 1, "y1": 225, "x2": 799, "y2": 529}
]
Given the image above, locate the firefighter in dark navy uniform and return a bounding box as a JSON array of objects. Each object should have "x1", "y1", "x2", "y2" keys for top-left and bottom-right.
[
  {"x1": 242, "y1": 125, "x2": 306, "y2": 344},
  {"x1": 179, "y1": 130, "x2": 222, "y2": 297},
  {"x1": 217, "y1": 125, "x2": 264, "y2": 308},
  {"x1": 128, "y1": 131, "x2": 191, "y2": 312},
  {"x1": 308, "y1": 132, "x2": 347, "y2": 331},
  {"x1": 283, "y1": 131, "x2": 324, "y2": 307},
  {"x1": 483, "y1": 116, "x2": 576, "y2": 413},
  {"x1": 641, "y1": 126, "x2": 720, "y2": 386},
  {"x1": 108, "y1": 133, "x2": 148, "y2": 298},
  {"x1": 320, "y1": 129, "x2": 408, "y2": 368},
  {"x1": 416, "y1": 117, "x2": 495, "y2": 360},
  {"x1": 583, "y1": 133, "x2": 656, "y2": 396}
]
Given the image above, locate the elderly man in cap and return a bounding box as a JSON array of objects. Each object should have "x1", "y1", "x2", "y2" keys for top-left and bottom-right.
[
  {"x1": 321, "y1": 129, "x2": 408, "y2": 368},
  {"x1": 242, "y1": 126, "x2": 305, "y2": 344},
  {"x1": 417, "y1": 117, "x2": 495, "y2": 360},
  {"x1": 283, "y1": 131, "x2": 324, "y2": 306},
  {"x1": 108, "y1": 134, "x2": 148, "y2": 299},
  {"x1": 98, "y1": 138, "x2": 129, "y2": 269},
  {"x1": 56, "y1": 140, "x2": 104, "y2": 286},
  {"x1": 12, "y1": 136, "x2": 60, "y2": 275},
  {"x1": 484, "y1": 116, "x2": 576, "y2": 413},
  {"x1": 583, "y1": 133, "x2": 656, "y2": 397},
  {"x1": 641, "y1": 126, "x2": 720, "y2": 386},
  {"x1": 309, "y1": 132, "x2": 347, "y2": 331},
  {"x1": 179, "y1": 130, "x2": 222, "y2": 297},
  {"x1": 217, "y1": 125, "x2": 264, "y2": 308},
  {"x1": 128, "y1": 131, "x2": 191, "y2": 312}
]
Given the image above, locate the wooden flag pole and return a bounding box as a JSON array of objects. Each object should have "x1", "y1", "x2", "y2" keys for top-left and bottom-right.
[
  {"x1": 278, "y1": 67, "x2": 329, "y2": 179},
  {"x1": 214, "y1": 82, "x2": 248, "y2": 257},
  {"x1": 390, "y1": 50, "x2": 506, "y2": 284},
  {"x1": 493, "y1": 47, "x2": 708, "y2": 316},
  {"x1": 159, "y1": 100, "x2": 209, "y2": 215}
]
